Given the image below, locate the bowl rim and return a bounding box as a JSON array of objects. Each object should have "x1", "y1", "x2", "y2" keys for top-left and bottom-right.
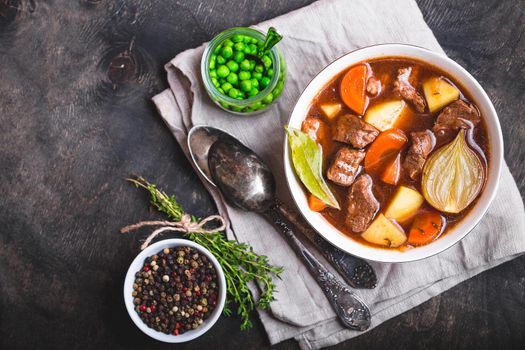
[
  {"x1": 123, "y1": 239, "x2": 226, "y2": 342},
  {"x1": 283, "y1": 43, "x2": 503, "y2": 263}
]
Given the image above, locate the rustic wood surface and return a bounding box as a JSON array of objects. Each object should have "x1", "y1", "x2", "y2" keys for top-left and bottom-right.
[{"x1": 1, "y1": 0, "x2": 524, "y2": 349}]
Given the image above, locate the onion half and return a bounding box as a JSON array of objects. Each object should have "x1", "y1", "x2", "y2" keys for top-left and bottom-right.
[{"x1": 422, "y1": 130, "x2": 485, "y2": 213}]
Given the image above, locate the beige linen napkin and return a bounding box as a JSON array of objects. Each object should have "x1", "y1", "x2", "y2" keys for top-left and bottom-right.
[{"x1": 152, "y1": 0, "x2": 525, "y2": 348}]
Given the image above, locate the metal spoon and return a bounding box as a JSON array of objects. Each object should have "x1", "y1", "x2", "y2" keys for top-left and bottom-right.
[
  {"x1": 187, "y1": 126, "x2": 371, "y2": 330},
  {"x1": 187, "y1": 125, "x2": 377, "y2": 289},
  {"x1": 245, "y1": 27, "x2": 283, "y2": 74}
]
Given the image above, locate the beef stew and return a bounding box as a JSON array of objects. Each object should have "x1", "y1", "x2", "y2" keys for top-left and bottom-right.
[{"x1": 301, "y1": 57, "x2": 489, "y2": 250}]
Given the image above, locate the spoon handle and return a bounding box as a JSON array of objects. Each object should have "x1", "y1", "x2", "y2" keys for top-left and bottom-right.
[
  {"x1": 274, "y1": 201, "x2": 377, "y2": 289},
  {"x1": 265, "y1": 206, "x2": 371, "y2": 331},
  {"x1": 260, "y1": 27, "x2": 283, "y2": 56}
]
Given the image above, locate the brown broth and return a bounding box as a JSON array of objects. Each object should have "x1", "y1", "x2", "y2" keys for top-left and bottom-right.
[{"x1": 305, "y1": 57, "x2": 490, "y2": 250}]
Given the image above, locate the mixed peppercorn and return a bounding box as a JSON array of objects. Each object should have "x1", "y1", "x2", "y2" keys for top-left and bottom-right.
[{"x1": 132, "y1": 246, "x2": 219, "y2": 335}]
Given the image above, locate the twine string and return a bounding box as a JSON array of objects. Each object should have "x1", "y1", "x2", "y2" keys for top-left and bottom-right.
[{"x1": 121, "y1": 214, "x2": 226, "y2": 250}]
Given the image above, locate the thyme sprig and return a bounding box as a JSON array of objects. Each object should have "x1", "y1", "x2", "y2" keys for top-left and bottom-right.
[{"x1": 127, "y1": 177, "x2": 283, "y2": 330}]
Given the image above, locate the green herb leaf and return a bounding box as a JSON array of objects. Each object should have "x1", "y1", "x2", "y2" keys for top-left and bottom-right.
[{"x1": 285, "y1": 126, "x2": 340, "y2": 209}]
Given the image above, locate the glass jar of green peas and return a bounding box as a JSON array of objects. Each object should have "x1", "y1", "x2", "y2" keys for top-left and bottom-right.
[{"x1": 201, "y1": 27, "x2": 286, "y2": 115}]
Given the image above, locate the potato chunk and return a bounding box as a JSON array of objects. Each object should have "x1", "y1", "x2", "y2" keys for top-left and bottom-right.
[
  {"x1": 320, "y1": 103, "x2": 342, "y2": 120},
  {"x1": 384, "y1": 186, "x2": 424, "y2": 222},
  {"x1": 423, "y1": 77, "x2": 460, "y2": 113},
  {"x1": 361, "y1": 214, "x2": 407, "y2": 248},
  {"x1": 364, "y1": 100, "x2": 406, "y2": 131}
]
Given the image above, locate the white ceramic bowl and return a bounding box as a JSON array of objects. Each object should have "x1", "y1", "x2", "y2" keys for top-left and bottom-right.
[
  {"x1": 284, "y1": 44, "x2": 503, "y2": 263},
  {"x1": 123, "y1": 239, "x2": 226, "y2": 342}
]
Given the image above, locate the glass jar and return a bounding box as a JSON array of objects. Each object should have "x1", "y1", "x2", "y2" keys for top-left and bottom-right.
[{"x1": 201, "y1": 27, "x2": 286, "y2": 115}]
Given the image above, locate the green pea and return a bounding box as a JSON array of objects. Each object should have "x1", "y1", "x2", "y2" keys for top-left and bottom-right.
[
  {"x1": 243, "y1": 36, "x2": 252, "y2": 44},
  {"x1": 217, "y1": 65, "x2": 230, "y2": 78},
  {"x1": 240, "y1": 59, "x2": 251, "y2": 71},
  {"x1": 262, "y1": 93, "x2": 273, "y2": 104},
  {"x1": 278, "y1": 70, "x2": 285, "y2": 81},
  {"x1": 262, "y1": 55, "x2": 272, "y2": 68},
  {"x1": 232, "y1": 106, "x2": 243, "y2": 112},
  {"x1": 223, "y1": 39, "x2": 234, "y2": 47},
  {"x1": 220, "y1": 101, "x2": 230, "y2": 109},
  {"x1": 221, "y1": 82, "x2": 233, "y2": 93},
  {"x1": 243, "y1": 107, "x2": 254, "y2": 113},
  {"x1": 226, "y1": 60, "x2": 239, "y2": 73},
  {"x1": 226, "y1": 72, "x2": 238, "y2": 85},
  {"x1": 260, "y1": 76, "x2": 271, "y2": 88},
  {"x1": 232, "y1": 34, "x2": 243, "y2": 43},
  {"x1": 239, "y1": 71, "x2": 251, "y2": 81},
  {"x1": 233, "y1": 51, "x2": 245, "y2": 63},
  {"x1": 213, "y1": 44, "x2": 222, "y2": 54},
  {"x1": 240, "y1": 80, "x2": 252, "y2": 92},
  {"x1": 251, "y1": 101, "x2": 263, "y2": 110},
  {"x1": 243, "y1": 46, "x2": 251, "y2": 54},
  {"x1": 221, "y1": 46, "x2": 233, "y2": 59},
  {"x1": 248, "y1": 88, "x2": 259, "y2": 97},
  {"x1": 234, "y1": 42, "x2": 245, "y2": 52},
  {"x1": 218, "y1": 88, "x2": 224, "y2": 94},
  {"x1": 209, "y1": 55, "x2": 217, "y2": 69},
  {"x1": 267, "y1": 68, "x2": 274, "y2": 77},
  {"x1": 252, "y1": 72, "x2": 263, "y2": 80},
  {"x1": 250, "y1": 79, "x2": 259, "y2": 89},
  {"x1": 254, "y1": 64, "x2": 264, "y2": 73},
  {"x1": 219, "y1": 78, "x2": 226, "y2": 85},
  {"x1": 217, "y1": 55, "x2": 226, "y2": 65},
  {"x1": 228, "y1": 88, "x2": 240, "y2": 99},
  {"x1": 273, "y1": 81, "x2": 284, "y2": 97},
  {"x1": 209, "y1": 70, "x2": 217, "y2": 79},
  {"x1": 249, "y1": 60, "x2": 256, "y2": 70},
  {"x1": 251, "y1": 37, "x2": 258, "y2": 44},
  {"x1": 249, "y1": 44, "x2": 258, "y2": 55},
  {"x1": 236, "y1": 94, "x2": 244, "y2": 100}
]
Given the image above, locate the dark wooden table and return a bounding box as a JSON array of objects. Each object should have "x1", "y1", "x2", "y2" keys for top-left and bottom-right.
[{"x1": 1, "y1": 0, "x2": 524, "y2": 349}]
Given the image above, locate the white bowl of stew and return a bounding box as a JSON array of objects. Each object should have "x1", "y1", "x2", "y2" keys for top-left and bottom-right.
[{"x1": 284, "y1": 44, "x2": 503, "y2": 263}]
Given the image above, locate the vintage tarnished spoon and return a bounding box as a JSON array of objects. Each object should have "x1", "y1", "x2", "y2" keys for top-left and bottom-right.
[
  {"x1": 187, "y1": 125, "x2": 377, "y2": 289},
  {"x1": 187, "y1": 125, "x2": 371, "y2": 330}
]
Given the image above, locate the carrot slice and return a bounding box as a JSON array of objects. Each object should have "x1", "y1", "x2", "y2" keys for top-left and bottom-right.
[
  {"x1": 308, "y1": 194, "x2": 328, "y2": 212},
  {"x1": 340, "y1": 65, "x2": 368, "y2": 115},
  {"x1": 408, "y1": 211, "x2": 445, "y2": 246},
  {"x1": 381, "y1": 153, "x2": 402, "y2": 185},
  {"x1": 364, "y1": 129, "x2": 407, "y2": 177}
]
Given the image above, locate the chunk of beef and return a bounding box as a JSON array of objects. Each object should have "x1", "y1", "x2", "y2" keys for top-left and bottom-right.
[
  {"x1": 326, "y1": 148, "x2": 365, "y2": 186},
  {"x1": 332, "y1": 114, "x2": 379, "y2": 148},
  {"x1": 432, "y1": 100, "x2": 480, "y2": 139},
  {"x1": 302, "y1": 117, "x2": 324, "y2": 141},
  {"x1": 345, "y1": 174, "x2": 380, "y2": 233},
  {"x1": 403, "y1": 130, "x2": 435, "y2": 180},
  {"x1": 393, "y1": 67, "x2": 426, "y2": 113},
  {"x1": 366, "y1": 76, "x2": 381, "y2": 96}
]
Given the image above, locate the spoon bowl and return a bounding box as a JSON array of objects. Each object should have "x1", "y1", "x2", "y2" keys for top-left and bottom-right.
[{"x1": 208, "y1": 137, "x2": 275, "y2": 212}]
